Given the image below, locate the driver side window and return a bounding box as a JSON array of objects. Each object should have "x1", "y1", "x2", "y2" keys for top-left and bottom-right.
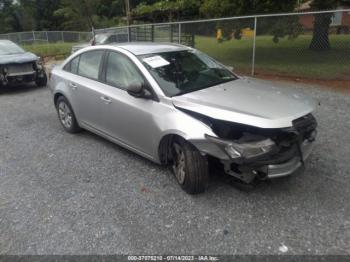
[{"x1": 105, "y1": 51, "x2": 144, "y2": 90}]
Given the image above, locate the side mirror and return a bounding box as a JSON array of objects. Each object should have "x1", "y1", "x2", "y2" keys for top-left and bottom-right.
[{"x1": 127, "y1": 81, "x2": 150, "y2": 99}]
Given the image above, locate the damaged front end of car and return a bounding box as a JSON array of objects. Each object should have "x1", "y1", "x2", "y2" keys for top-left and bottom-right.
[
  {"x1": 184, "y1": 109, "x2": 317, "y2": 183},
  {"x1": 0, "y1": 59, "x2": 46, "y2": 87}
]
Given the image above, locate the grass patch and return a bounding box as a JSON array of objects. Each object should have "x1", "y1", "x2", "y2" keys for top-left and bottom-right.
[
  {"x1": 195, "y1": 35, "x2": 350, "y2": 79},
  {"x1": 21, "y1": 42, "x2": 75, "y2": 58}
]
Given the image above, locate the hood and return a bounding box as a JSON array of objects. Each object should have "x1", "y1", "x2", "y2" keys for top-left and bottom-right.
[
  {"x1": 0, "y1": 52, "x2": 38, "y2": 65},
  {"x1": 172, "y1": 78, "x2": 317, "y2": 129}
]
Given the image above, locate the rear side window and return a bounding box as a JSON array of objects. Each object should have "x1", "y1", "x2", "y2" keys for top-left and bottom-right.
[
  {"x1": 63, "y1": 56, "x2": 80, "y2": 74},
  {"x1": 70, "y1": 56, "x2": 80, "y2": 74},
  {"x1": 78, "y1": 50, "x2": 104, "y2": 80},
  {"x1": 105, "y1": 51, "x2": 144, "y2": 90}
]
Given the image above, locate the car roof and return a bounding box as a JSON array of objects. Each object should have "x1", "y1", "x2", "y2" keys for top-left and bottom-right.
[{"x1": 110, "y1": 42, "x2": 191, "y2": 55}]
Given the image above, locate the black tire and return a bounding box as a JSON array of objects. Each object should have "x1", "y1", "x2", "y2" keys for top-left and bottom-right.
[
  {"x1": 35, "y1": 72, "x2": 47, "y2": 87},
  {"x1": 55, "y1": 96, "x2": 81, "y2": 133},
  {"x1": 172, "y1": 138, "x2": 209, "y2": 194}
]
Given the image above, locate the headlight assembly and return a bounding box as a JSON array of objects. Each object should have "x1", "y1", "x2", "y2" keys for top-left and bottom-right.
[
  {"x1": 35, "y1": 60, "x2": 43, "y2": 71},
  {"x1": 224, "y1": 139, "x2": 277, "y2": 159},
  {"x1": 2, "y1": 66, "x2": 8, "y2": 75},
  {"x1": 205, "y1": 134, "x2": 278, "y2": 163}
]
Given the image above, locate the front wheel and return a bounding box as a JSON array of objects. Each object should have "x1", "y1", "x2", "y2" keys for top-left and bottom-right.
[
  {"x1": 35, "y1": 72, "x2": 47, "y2": 87},
  {"x1": 172, "y1": 139, "x2": 209, "y2": 194}
]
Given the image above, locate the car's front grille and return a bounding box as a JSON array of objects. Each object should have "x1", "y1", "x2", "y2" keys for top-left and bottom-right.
[{"x1": 7, "y1": 63, "x2": 35, "y2": 76}]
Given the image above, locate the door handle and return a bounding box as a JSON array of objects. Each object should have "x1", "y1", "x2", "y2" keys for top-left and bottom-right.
[
  {"x1": 69, "y1": 82, "x2": 78, "y2": 90},
  {"x1": 100, "y1": 96, "x2": 112, "y2": 104}
]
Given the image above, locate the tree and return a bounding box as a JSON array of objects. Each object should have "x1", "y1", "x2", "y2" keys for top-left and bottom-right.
[
  {"x1": 54, "y1": 0, "x2": 130, "y2": 30},
  {"x1": 200, "y1": 0, "x2": 300, "y2": 42},
  {"x1": 309, "y1": 0, "x2": 339, "y2": 50},
  {"x1": 132, "y1": 0, "x2": 202, "y2": 22},
  {"x1": 18, "y1": 0, "x2": 63, "y2": 31},
  {"x1": 200, "y1": 0, "x2": 298, "y2": 18},
  {"x1": 54, "y1": 0, "x2": 98, "y2": 30},
  {"x1": 0, "y1": 0, "x2": 22, "y2": 33}
]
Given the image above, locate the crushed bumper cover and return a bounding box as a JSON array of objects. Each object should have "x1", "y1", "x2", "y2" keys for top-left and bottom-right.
[
  {"x1": 190, "y1": 134, "x2": 315, "y2": 182},
  {"x1": 266, "y1": 139, "x2": 314, "y2": 178}
]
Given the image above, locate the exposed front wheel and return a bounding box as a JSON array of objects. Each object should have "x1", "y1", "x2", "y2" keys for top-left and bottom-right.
[
  {"x1": 172, "y1": 139, "x2": 209, "y2": 194},
  {"x1": 56, "y1": 96, "x2": 81, "y2": 133}
]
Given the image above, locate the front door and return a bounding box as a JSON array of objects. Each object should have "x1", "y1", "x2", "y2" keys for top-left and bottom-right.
[{"x1": 98, "y1": 51, "x2": 161, "y2": 157}]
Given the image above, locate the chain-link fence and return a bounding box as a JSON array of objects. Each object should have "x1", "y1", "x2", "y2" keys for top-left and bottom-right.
[
  {"x1": 1, "y1": 9, "x2": 349, "y2": 80},
  {"x1": 94, "y1": 9, "x2": 350, "y2": 80},
  {"x1": 0, "y1": 31, "x2": 92, "y2": 44}
]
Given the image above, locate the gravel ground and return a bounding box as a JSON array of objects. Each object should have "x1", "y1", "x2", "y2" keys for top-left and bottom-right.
[{"x1": 0, "y1": 81, "x2": 349, "y2": 255}]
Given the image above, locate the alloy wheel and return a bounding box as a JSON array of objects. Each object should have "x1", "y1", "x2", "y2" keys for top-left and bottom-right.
[
  {"x1": 173, "y1": 143, "x2": 186, "y2": 185},
  {"x1": 58, "y1": 101, "x2": 73, "y2": 129}
]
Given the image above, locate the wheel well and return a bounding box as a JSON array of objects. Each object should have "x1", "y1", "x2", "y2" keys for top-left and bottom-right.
[
  {"x1": 158, "y1": 134, "x2": 186, "y2": 165},
  {"x1": 54, "y1": 93, "x2": 64, "y2": 106}
]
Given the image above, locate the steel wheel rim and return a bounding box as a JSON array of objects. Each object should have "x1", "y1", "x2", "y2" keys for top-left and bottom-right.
[
  {"x1": 58, "y1": 101, "x2": 73, "y2": 129},
  {"x1": 173, "y1": 143, "x2": 186, "y2": 185}
]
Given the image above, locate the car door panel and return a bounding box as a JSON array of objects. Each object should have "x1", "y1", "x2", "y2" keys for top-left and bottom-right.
[
  {"x1": 66, "y1": 50, "x2": 106, "y2": 131},
  {"x1": 98, "y1": 51, "x2": 161, "y2": 157},
  {"x1": 96, "y1": 82, "x2": 160, "y2": 156},
  {"x1": 71, "y1": 75, "x2": 106, "y2": 131}
]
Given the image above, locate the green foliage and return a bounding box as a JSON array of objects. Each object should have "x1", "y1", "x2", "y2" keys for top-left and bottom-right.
[
  {"x1": 132, "y1": 0, "x2": 201, "y2": 21},
  {"x1": 198, "y1": 0, "x2": 300, "y2": 43},
  {"x1": 259, "y1": 16, "x2": 303, "y2": 44},
  {"x1": 22, "y1": 0, "x2": 63, "y2": 30},
  {"x1": 0, "y1": 0, "x2": 22, "y2": 33},
  {"x1": 22, "y1": 42, "x2": 74, "y2": 57},
  {"x1": 310, "y1": 0, "x2": 339, "y2": 9},
  {"x1": 200, "y1": 0, "x2": 298, "y2": 18},
  {"x1": 1, "y1": 0, "x2": 132, "y2": 32},
  {"x1": 195, "y1": 35, "x2": 350, "y2": 79},
  {"x1": 0, "y1": 0, "x2": 343, "y2": 52}
]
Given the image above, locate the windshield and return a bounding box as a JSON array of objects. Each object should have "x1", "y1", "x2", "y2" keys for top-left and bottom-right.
[
  {"x1": 0, "y1": 41, "x2": 25, "y2": 55},
  {"x1": 138, "y1": 50, "x2": 237, "y2": 97}
]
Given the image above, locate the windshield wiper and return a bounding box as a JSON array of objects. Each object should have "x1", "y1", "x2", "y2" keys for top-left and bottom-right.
[{"x1": 172, "y1": 78, "x2": 237, "y2": 97}]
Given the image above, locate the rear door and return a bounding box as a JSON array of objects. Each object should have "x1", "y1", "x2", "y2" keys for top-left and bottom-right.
[{"x1": 64, "y1": 50, "x2": 107, "y2": 132}]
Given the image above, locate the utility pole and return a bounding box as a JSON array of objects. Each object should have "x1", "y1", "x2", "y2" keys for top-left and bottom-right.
[
  {"x1": 125, "y1": 0, "x2": 131, "y2": 42},
  {"x1": 82, "y1": 0, "x2": 96, "y2": 44}
]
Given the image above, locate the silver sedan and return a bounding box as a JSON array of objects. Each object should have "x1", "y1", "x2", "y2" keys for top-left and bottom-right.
[{"x1": 49, "y1": 43, "x2": 317, "y2": 194}]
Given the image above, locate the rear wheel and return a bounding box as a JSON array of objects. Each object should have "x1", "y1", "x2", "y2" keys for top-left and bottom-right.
[
  {"x1": 172, "y1": 138, "x2": 209, "y2": 194},
  {"x1": 56, "y1": 96, "x2": 81, "y2": 133}
]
